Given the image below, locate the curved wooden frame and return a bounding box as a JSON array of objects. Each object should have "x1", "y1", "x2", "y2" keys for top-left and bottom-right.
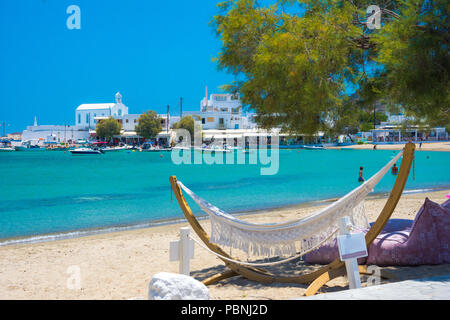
[{"x1": 169, "y1": 143, "x2": 415, "y2": 296}]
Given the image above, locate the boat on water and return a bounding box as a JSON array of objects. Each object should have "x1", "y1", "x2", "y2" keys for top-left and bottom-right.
[
  {"x1": 140, "y1": 142, "x2": 172, "y2": 152},
  {"x1": 302, "y1": 145, "x2": 325, "y2": 150},
  {"x1": 70, "y1": 147, "x2": 104, "y2": 155},
  {"x1": 14, "y1": 141, "x2": 45, "y2": 151},
  {"x1": 15, "y1": 145, "x2": 45, "y2": 151},
  {"x1": 195, "y1": 145, "x2": 232, "y2": 153},
  {"x1": 0, "y1": 140, "x2": 15, "y2": 152},
  {"x1": 101, "y1": 146, "x2": 128, "y2": 152},
  {"x1": 46, "y1": 146, "x2": 70, "y2": 151},
  {"x1": 143, "y1": 147, "x2": 173, "y2": 152},
  {"x1": 172, "y1": 145, "x2": 191, "y2": 151}
]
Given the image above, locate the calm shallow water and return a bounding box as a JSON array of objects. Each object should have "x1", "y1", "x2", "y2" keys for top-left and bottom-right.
[{"x1": 0, "y1": 149, "x2": 449, "y2": 242}]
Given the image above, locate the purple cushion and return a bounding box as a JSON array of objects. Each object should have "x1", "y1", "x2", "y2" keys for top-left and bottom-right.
[
  {"x1": 304, "y1": 198, "x2": 450, "y2": 266},
  {"x1": 304, "y1": 219, "x2": 413, "y2": 265},
  {"x1": 367, "y1": 198, "x2": 449, "y2": 266}
]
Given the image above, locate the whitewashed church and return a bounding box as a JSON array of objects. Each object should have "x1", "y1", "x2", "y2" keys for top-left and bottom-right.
[
  {"x1": 75, "y1": 92, "x2": 129, "y2": 129},
  {"x1": 21, "y1": 92, "x2": 128, "y2": 144}
]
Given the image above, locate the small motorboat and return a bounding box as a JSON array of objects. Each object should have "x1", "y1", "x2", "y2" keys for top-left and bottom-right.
[
  {"x1": 101, "y1": 146, "x2": 127, "y2": 152},
  {"x1": 0, "y1": 147, "x2": 15, "y2": 152},
  {"x1": 195, "y1": 145, "x2": 231, "y2": 153},
  {"x1": 172, "y1": 145, "x2": 191, "y2": 151},
  {"x1": 142, "y1": 146, "x2": 173, "y2": 152},
  {"x1": 70, "y1": 147, "x2": 104, "y2": 155},
  {"x1": 302, "y1": 145, "x2": 325, "y2": 150}
]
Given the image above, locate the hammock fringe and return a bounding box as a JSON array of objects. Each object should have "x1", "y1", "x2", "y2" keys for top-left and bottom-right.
[{"x1": 178, "y1": 151, "x2": 402, "y2": 259}]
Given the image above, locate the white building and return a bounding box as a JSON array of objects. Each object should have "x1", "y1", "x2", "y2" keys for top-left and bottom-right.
[
  {"x1": 183, "y1": 92, "x2": 257, "y2": 130},
  {"x1": 20, "y1": 91, "x2": 261, "y2": 145},
  {"x1": 21, "y1": 92, "x2": 129, "y2": 144},
  {"x1": 76, "y1": 92, "x2": 129, "y2": 129},
  {"x1": 21, "y1": 123, "x2": 90, "y2": 144},
  {"x1": 21, "y1": 115, "x2": 89, "y2": 144}
]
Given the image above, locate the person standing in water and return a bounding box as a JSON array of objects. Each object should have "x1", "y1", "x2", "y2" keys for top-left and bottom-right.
[
  {"x1": 358, "y1": 167, "x2": 365, "y2": 183},
  {"x1": 391, "y1": 163, "x2": 399, "y2": 175}
]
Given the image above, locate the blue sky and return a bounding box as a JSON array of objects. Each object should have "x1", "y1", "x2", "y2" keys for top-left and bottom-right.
[{"x1": 0, "y1": 0, "x2": 235, "y2": 133}]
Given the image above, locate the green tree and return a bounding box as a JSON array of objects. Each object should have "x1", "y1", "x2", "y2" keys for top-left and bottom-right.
[
  {"x1": 212, "y1": 0, "x2": 449, "y2": 134},
  {"x1": 172, "y1": 116, "x2": 202, "y2": 144},
  {"x1": 95, "y1": 117, "x2": 122, "y2": 141},
  {"x1": 135, "y1": 111, "x2": 162, "y2": 140}
]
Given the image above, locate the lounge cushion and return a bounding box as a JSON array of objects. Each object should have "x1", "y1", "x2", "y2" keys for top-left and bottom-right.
[
  {"x1": 367, "y1": 198, "x2": 449, "y2": 265},
  {"x1": 303, "y1": 219, "x2": 413, "y2": 265},
  {"x1": 304, "y1": 198, "x2": 450, "y2": 266}
]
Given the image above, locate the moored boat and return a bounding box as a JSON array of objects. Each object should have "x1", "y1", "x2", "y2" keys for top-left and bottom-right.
[
  {"x1": 101, "y1": 146, "x2": 128, "y2": 152},
  {"x1": 70, "y1": 147, "x2": 104, "y2": 155},
  {"x1": 302, "y1": 145, "x2": 325, "y2": 150}
]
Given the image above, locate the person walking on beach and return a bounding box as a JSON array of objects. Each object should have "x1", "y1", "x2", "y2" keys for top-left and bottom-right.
[{"x1": 358, "y1": 167, "x2": 365, "y2": 183}]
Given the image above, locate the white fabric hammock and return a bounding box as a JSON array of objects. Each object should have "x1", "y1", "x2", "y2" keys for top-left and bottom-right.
[{"x1": 178, "y1": 151, "x2": 403, "y2": 259}]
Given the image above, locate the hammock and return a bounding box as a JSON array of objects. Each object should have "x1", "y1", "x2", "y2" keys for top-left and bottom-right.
[{"x1": 177, "y1": 151, "x2": 403, "y2": 259}]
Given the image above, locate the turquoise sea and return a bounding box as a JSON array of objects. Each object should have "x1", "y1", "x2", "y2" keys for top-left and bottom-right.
[{"x1": 0, "y1": 149, "x2": 449, "y2": 244}]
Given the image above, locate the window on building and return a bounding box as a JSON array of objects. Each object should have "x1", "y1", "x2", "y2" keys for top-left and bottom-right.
[
  {"x1": 126, "y1": 119, "x2": 129, "y2": 123},
  {"x1": 86, "y1": 114, "x2": 89, "y2": 124},
  {"x1": 78, "y1": 114, "x2": 81, "y2": 124},
  {"x1": 118, "y1": 109, "x2": 122, "y2": 116},
  {"x1": 202, "y1": 118, "x2": 205, "y2": 124},
  {"x1": 214, "y1": 95, "x2": 227, "y2": 101}
]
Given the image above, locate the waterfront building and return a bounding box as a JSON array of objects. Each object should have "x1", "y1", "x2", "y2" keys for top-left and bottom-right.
[
  {"x1": 21, "y1": 116, "x2": 89, "y2": 145},
  {"x1": 183, "y1": 92, "x2": 257, "y2": 130},
  {"x1": 76, "y1": 92, "x2": 129, "y2": 130},
  {"x1": 6, "y1": 132, "x2": 22, "y2": 141}
]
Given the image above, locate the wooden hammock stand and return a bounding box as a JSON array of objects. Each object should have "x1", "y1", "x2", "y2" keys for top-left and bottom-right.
[{"x1": 169, "y1": 143, "x2": 415, "y2": 296}]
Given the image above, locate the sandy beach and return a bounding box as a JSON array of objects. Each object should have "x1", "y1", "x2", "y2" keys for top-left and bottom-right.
[
  {"x1": 0, "y1": 189, "x2": 449, "y2": 300},
  {"x1": 327, "y1": 141, "x2": 450, "y2": 152}
]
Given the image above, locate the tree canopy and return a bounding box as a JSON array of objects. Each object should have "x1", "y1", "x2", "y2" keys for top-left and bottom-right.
[
  {"x1": 172, "y1": 115, "x2": 202, "y2": 143},
  {"x1": 95, "y1": 117, "x2": 122, "y2": 140},
  {"x1": 135, "y1": 111, "x2": 162, "y2": 140},
  {"x1": 212, "y1": 0, "x2": 449, "y2": 135}
]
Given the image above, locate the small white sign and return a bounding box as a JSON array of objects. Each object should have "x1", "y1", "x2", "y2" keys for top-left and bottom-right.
[
  {"x1": 170, "y1": 240, "x2": 180, "y2": 261},
  {"x1": 337, "y1": 232, "x2": 368, "y2": 261},
  {"x1": 169, "y1": 238, "x2": 194, "y2": 261}
]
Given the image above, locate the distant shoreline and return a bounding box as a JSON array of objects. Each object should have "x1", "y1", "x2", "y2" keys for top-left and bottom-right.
[
  {"x1": 1, "y1": 185, "x2": 449, "y2": 247},
  {"x1": 326, "y1": 141, "x2": 450, "y2": 152}
]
